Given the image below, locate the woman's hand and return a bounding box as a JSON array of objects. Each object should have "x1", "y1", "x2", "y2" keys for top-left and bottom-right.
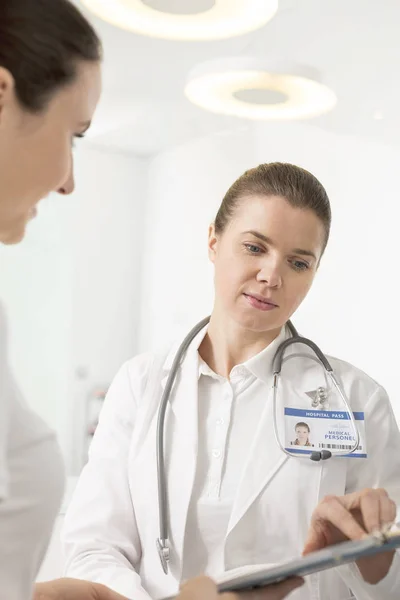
[
  {"x1": 34, "y1": 575, "x2": 303, "y2": 600},
  {"x1": 303, "y1": 488, "x2": 397, "y2": 584},
  {"x1": 34, "y1": 578, "x2": 128, "y2": 600},
  {"x1": 179, "y1": 575, "x2": 303, "y2": 600}
]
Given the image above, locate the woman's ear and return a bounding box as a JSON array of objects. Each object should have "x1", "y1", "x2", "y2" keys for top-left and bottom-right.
[
  {"x1": 208, "y1": 223, "x2": 218, "y2": 264},
  {"x1": 0, "y1": 68, "x2": 15, "y2": 123}
]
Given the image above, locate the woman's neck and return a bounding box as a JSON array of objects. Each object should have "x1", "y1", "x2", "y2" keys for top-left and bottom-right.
[{"x1": 198, "y1": 308, "x2": 282, "y2": 378}]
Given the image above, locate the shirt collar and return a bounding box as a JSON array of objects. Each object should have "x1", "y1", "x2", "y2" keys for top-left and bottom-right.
[
  {"x1": 197, "y1": 326, "x2": 289, "y2": 384},
  {"x1": 242, "y1": 326, "x2": 289, "y2": 385},
  {"x1": 163, "y1": 322, "x2": 291, "y2": 385}
]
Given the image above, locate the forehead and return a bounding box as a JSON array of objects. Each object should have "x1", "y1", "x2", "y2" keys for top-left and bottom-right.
[
  {"x1": 227, "y1": 194, "x2": 325, "y2": 250},
  {"x1": 231, "y1": 195, "x2": 320, "y2": 227},
  {"x1": 52, "y1": 60, "x2": 102, "y2": 121}
]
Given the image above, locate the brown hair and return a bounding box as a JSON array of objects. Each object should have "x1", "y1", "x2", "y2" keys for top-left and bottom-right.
[
  {"x1": 295, "y1": 422, "x2": 310, "y2": 432},
  {"x1": 0, "y1": 0, "x2": 102, "y2": 112},
  {"x1": 215, "y1": 162, "x2": 331, "y2": 252}
]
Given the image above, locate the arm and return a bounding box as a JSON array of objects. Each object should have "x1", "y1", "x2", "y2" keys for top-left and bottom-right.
[
  {"x1": 0, "y1": 303, "x2": 63, "y2": 600},
  {"x1": 34, "y1": 579, "x2": 128, "y2": 600},
  {"x1": 304, "y1": 386, "x2": 400, "y2": 598},
  {"x1": 62, "y1": 357, "x2": 152, "y2": 600},
  {"x1": 33, "y1": 575, "x2": 303, "y2": 600},
  {"x1": 0, "y1": 303, "x2": 9, "y2": 501}
]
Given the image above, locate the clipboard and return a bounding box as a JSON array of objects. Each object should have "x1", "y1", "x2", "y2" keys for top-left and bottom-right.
[
  {"x1": 162, "y1": 530, "x2": 400, "y2": 599},
  {"x1": 216, "y1": 530, "x2": 400, "y2": 593}
]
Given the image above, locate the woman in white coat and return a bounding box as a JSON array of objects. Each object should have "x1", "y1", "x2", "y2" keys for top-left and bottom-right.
[{"x1": 62, "y1": 162, "x2": 400, "y2": 600}]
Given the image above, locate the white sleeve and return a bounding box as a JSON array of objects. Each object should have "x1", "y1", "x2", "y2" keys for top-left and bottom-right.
[
  {"x1": 0, "y1": 301, "x2": 64, "y2": 600},
  {"x1": 62, "y1": 357, "x2": 153, "y2": 600},
  {"x1": 336, "y1": 386, "x2": 400, "y2": 599},
  {"x1": 0, "y1": 303, "x2": 10, "y2": 499}
]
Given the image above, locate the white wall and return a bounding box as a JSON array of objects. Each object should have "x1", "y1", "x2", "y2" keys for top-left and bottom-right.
[
  {"x1": 138, "y1": 123, "x2": 400, "y2": 421},
  {"x1": 0, "y1": 146, "x2": 147, "y2": 473},
  {"x1": 66, "y1": 146, "x2": 147, "y2": 473}
]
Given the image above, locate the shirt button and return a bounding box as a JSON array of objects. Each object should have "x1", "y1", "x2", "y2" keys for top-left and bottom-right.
[
  {"x1": 216, "y1": 418, "x2": 224, "y2": 426},
  {"x1": 212, "y1": 449, "x2": 221, "y2": 459}
]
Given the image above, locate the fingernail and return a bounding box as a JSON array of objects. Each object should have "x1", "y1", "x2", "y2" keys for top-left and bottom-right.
[
  {"x1": 381, "y1": 522, "x2": 394, "y2": 534},
  {"x1": 371, "y1": 529, "x2": 386, "y2": 542}
]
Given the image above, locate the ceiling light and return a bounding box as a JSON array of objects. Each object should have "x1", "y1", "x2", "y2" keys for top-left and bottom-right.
[
  {"x1": 185, "y1": 58, "x2": 337, "y2": 120},
  {"x1": 81, "y1": 0, "x2": 278, "y2": 40}
]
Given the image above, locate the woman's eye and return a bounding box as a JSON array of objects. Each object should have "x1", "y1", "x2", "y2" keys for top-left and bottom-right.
[
  {"x1": 291, "y1": 259, "x2": 309, "y2": 272},
  {"x1": 244, "y1": 244, "x2": 262, "y2": 254}
]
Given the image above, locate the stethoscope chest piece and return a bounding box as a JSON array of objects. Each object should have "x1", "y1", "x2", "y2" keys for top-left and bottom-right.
[{"x1": 156, "y1": 538, "x2": 170, "y2": 574}]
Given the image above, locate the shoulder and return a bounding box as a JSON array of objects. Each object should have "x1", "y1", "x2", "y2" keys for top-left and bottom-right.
[
  {"x1": 99, "y1": 342, "x2": 179, "y2": 432},
  {"x1": 290, "y1": 339, "x2": 384, "y2": 399},
  {"x1": 327, "y1": 354, "x2": 381, "y2": 391},
  {"x1": 0, "y1": 302, "x2": 9, "y2": 499},
  {"x1": 290, "y1": 339, "x2": 388, "y2": 411},
  {"x1": 124, "y1": 341, "x2": 177, "y2": 388},
  {"x1": 108, "y1": 341, "x2": 178, "y2": 407},
  {"x1": 325, "y1": 354, "x2": 388, "y2": 410},
  {"x1": 0, "y1": 301, "x2": 8, "y2": 362}
]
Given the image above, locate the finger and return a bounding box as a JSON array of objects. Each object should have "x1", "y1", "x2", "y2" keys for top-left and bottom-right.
[
  {"x1": 107, "y1": 591, "x2": 131, "y2": 600},
  {"x1": 95, "y1": 583, "x2": 130, "y2": 600},
  {"x1": 232, "y1": 577, "x2": 304, "y2": 600},
  {"x1": 345, "y1": 489, "x2": 396, "y2": 534},
  {"x1": 358, "y1": 489, "x2": 383, "y2": 534},
  {"x1": 304, "y1": 495, "x2": 367, "y2": 554},
  {"x1": 258, "y1": 577, "x2": 304, "y2": 599},
  {"x1": 378, "y1": 492, "x2": 397, "y2": 531},
  {"x1": 179, "y1": 576, "x2": 217, "y2": 600}
]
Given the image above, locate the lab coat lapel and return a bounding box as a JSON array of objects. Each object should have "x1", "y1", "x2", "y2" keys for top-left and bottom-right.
[
  {"x1": 226, "y1": 328, "x2": 291, "y2": 535},
  {"x1": 226, "y1": 341, "x2": 337, "y2": 539},
  {"x1": 161, "y1": 344, "x2": 199, "y2": 575},
  {"x1": 226, "y1": 385, "x2": 289, "y2": 536}
]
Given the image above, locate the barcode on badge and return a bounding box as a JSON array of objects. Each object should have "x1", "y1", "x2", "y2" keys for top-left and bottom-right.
[{"x1": 319, "y1": 443, "x2": 362, "y2": 451}]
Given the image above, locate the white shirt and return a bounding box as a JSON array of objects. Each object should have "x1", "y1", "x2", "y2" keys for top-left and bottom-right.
[
  {"x1": 0, "y1": 302, "x2": 64, "y2": 600},
  {"x1": 182, "y1": 339, "x2": 279, "y2": 580}
]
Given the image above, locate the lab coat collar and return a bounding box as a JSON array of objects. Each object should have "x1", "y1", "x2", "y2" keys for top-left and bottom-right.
[
  {"x1": 243, "y1": 325, "x2": 290, "y2": 385},
  {"x1": 161, "y1": 323, "x2": 208, "y2": 385},
  {"x1": 161, "y1": 322, "x2": 291, "y2": 387}
]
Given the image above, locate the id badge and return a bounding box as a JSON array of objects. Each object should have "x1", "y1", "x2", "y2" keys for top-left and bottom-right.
[{"x1": 284, "y1": 408, "x2": 367, "y2": 458}]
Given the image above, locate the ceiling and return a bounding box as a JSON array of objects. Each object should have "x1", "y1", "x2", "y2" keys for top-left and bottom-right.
[{"x1": 75, "y1": 0, "x2": 400, "y2": 156}]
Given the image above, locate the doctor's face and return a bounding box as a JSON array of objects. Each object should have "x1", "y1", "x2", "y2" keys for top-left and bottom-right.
[
  {"x1": 208, "y1": 194, "x2": 325, "y2": 335},
  {"x1": 0, "y1": 60, "x2": 102, "y2": 244},
  {"x1": 296, "y1": 426, "x2": 310, "y2": 445}
]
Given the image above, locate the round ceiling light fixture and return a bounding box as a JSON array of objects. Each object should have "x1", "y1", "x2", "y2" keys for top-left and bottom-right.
[
  {"x1": 80, "y1": 0, "x2": 278, "y2": 41},
  {"x1": 184, "y1": 58, "x2": 337, "y2": 120}
]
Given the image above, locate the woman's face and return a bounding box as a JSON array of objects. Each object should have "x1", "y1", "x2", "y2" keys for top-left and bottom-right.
[
  {"x1": 208, "y1": 194, "x2": 326, "y2": 335},
  {"x1": 296, "y1": 426, "x2": 310, "y2": 445},
  {"x1": 0, "y1": 60, "x2": 102, "y2": 244}
]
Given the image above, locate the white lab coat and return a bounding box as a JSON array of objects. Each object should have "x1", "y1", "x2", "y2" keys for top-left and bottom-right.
[{"x1": 62, "y1": 327, "x2": 400, "y2": 600}]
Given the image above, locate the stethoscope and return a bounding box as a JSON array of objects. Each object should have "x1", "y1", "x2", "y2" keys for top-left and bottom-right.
[{"x1": 156, "y1": 316, "x2": 360, "y2": 574}]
